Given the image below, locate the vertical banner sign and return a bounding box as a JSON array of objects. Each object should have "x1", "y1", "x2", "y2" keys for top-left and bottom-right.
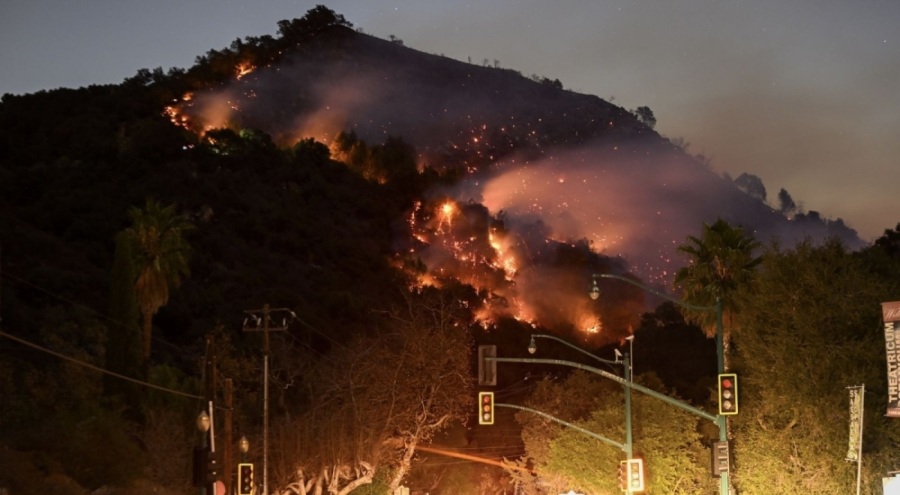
[
  {"x1": 846, "y1": 386, "x2": 863, "y2": 461},
  {"x1": 882, "y1": 302, "x2": 900, "y2": 417}
]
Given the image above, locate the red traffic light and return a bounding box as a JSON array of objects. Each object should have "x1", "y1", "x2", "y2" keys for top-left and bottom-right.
[
  {"x1": 238, "y1": 463, "x2": 254, "y2": 495},
  {"x1": 478, "y1": 391, "x2": 494, "y2": 425},
  {"x1": 718, "y1": 373, "x2": 738, "y2": 415}
]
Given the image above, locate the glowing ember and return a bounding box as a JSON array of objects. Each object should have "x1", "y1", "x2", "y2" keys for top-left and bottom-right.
[
  {"x1": 236, "y1": 62, "x2": 256, "y2": 80},
  {"x1": 161, "y1": 63, "x2": 660, "y2": 345}
]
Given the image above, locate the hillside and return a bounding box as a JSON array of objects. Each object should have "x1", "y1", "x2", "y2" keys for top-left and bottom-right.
[
  {"x1": 173, "y1": 21, "x2": 862, "y2": 281},
  {"x1": 0, "y1": 6, "x2": 874, "y2": 494}
]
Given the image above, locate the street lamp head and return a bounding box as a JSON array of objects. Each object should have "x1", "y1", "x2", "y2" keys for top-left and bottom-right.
[
  {"x1": 589, "y1": 279, "x2": 600, "y2": 300},
  {"x1": 527, "y1": 336, "x2": 537, "y2": 354},
  {"x1": 240, "y1": 435, "x2": 250, "y2": 453},
  {"x1": 196, "y1": 410, "x2": 210, "y2": 433}
]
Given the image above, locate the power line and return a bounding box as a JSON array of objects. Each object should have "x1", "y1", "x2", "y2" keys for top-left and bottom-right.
[
  {"x1": 0, "y1": 269, "x2": 197, "y2": 359},
  {"x1": 0, "y1": 329, "x2": 203, "y2": 400}
]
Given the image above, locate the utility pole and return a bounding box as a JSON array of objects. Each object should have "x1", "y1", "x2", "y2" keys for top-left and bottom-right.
[
  {"x1": 204, "y1": 335, "x2": 217, "y2": 495},
  {"x1": 243, "y1": 304, "x2": 291, "y2": 495},
  {"x1": 224, "y1": 378, "x2": 234, "y2": 495}
]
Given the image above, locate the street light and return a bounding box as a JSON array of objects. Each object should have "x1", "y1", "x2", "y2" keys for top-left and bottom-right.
[
  {"x1": 590, "y1": 272, "x2": 729, "y2": 495},
  {"x1": 196, "y1": 410, "x2": 212, "y2": 495},
  {"x1": 238, "y1": 436, "x2": 253, "y2": 495},
  {"x1": 197, "y1": 410, "x2": 211, "y2": 433}
]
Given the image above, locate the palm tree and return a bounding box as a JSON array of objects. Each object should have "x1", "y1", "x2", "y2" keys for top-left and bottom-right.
[
  {"x1": 674, "y1": 218, "x2": 761, "y2": 337},
  {"x1": 123, "y1": 199, "x2": 193, "y2": 363}
]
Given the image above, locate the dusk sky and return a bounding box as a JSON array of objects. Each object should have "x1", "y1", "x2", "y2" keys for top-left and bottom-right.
[{"x1": 3, "y1": 1, "x2": 898, "y2": 240}]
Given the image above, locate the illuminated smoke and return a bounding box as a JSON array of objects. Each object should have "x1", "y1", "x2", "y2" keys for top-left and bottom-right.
[{"x1": 170, "y1": 32, "x2": 862, "y2": 344}]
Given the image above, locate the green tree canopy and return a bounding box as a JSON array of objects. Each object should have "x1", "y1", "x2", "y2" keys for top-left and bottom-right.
[
  {"x1": 674, "y1": 219, "x2": 762, "y2": 338},
  {"x1": 516, "y1": 371, "x2": 714, "y2": 494},
  {"x1": 730, "y1": 239, "x2": 900, "y2": 494}
]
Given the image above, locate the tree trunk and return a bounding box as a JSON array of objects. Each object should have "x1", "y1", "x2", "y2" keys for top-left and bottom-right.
[
  {"x1": 388, "y1": 438, "x2": 418, "y2": 494},
  {"x1": 336, "y1": 471, "x2": 373, "y2": 495}
]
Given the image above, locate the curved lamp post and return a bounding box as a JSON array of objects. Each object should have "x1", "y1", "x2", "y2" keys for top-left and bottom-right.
[{"x1": 591, "y1": 272, "x2": 729, "y2": 495}]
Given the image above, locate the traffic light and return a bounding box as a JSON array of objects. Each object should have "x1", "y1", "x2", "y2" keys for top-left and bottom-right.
[
  {"x1": 191, "y1": 448, "x2": 221, "y2": 486},
  {"x1": 477, "y1": 345, "x2": 497, "y2": 386},
  {"x1": 238, "y1": 463, "x2": 254, "y2": 495},
  {"x1": 711, "y1": 441, "x2": 731, "y2": 477},
  {"x1": 617, "y1": 460, "x2": 628, "y2": 491},
  {"x1": 626, "y1": 458, "x2": 645, "y2": 492},
  {"x1": 478, "y1": 391, "x2": 494, "y2": 425},
  {"x1": 206, "y1": 450, "x2": 221, "y2": 483},
  {"x1": 718, "y1": 373, "x2": 738, "y2": 415}
]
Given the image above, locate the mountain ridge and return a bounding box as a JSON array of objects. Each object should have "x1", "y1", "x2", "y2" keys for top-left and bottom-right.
[{"x1": 171, "y1": 21, "x2": 861, "y2": 281}]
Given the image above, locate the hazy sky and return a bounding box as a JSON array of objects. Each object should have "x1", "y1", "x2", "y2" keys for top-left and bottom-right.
[{"x1": 3, "y1": 1, "x2": 898, "y2": 240}]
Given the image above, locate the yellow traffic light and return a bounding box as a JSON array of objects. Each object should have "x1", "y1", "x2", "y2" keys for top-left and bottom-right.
[
  {"x1": 626, "y1": 458, "x2": 645, "y2": 492},
  {"x1": 238, "y1": 463, "x2": 254, "y2": 495}
]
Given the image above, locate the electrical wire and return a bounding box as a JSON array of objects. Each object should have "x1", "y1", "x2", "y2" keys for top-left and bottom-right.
[
  {"x1": 0, "y1": 329, "x2": 203, "y2": 400},
  {"x1": 0, "y1": 269, "x2": 198, "y2": 359}
]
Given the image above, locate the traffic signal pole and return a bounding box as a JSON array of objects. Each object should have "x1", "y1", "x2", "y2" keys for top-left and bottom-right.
[
  {"x1": 714, "y1": 297, "x2": 730, "y2": 495},
  {"x1": 624, "y1": 351, "x2": 633, "y2": 461},
  {"x1": 593, "y1": 273, "x2": 731, "y2": 495}
]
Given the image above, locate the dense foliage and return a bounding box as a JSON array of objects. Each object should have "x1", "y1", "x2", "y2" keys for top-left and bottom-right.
[
  {"x1": 516, "y1": 371, "x2": 715, "y2": 494},
  {"x1": 729, "y1": 239, "x2": 900, "y2": 494}
]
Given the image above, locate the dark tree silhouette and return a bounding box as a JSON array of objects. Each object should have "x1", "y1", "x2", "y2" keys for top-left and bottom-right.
[
  {"x1": 734, "y1": 173, "x2": 767, "y2": 202},
  {"x1": 633, "y1": 105, "x2": 657, "y2": 129},
  {"x1": 777, "y1": 187, "x2": 797, "y2": 215}
]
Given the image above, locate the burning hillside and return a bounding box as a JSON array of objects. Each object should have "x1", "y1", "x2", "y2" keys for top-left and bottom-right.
[{"x1": 163, "y1": 20, "x2": 861, "y2": 343}]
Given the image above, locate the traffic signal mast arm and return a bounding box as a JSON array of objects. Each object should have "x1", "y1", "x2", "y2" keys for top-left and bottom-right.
[
  {"x1": 489, "y1": 356, "x2": 719, "y2": 424},
  {"x1": 495, "y1": 402, "x2": 626, "y2": 452}
]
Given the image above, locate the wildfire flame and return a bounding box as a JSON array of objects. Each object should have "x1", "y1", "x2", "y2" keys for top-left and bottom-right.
[
  {"x1": 398, "y1": 197, "x2": 620, "y2": 341},
  {"x1": 236, "y1": 62, "x2": 255, "y2": 80},
  {"x1": 162, "y1": 61, "x2": 655, "y2": 344}
]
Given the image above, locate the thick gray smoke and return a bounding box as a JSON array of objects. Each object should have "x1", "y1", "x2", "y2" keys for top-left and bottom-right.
[{"x1": 177, "y1": 29, "x2": 863, "y2": 295}]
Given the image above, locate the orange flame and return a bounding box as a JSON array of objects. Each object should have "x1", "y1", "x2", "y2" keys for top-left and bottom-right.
[{"x1": 236, "y1": 62, "x2": 256, "y2": 80}]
